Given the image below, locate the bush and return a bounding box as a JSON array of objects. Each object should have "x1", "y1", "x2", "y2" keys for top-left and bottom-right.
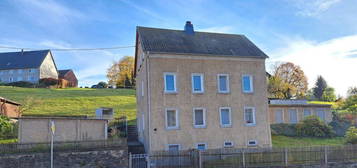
[
  {"x1": 329, "y1": 112, "x2": 351, "y2": 137},
  {"x1": 345, "y1": 126, "x2": 357, "y2": 144},
  {"x1": 296, "y1": 116, "x2": 335, "y2": 138},
  {"x1": 0, "y1": 116, "x2": 16, "y2": 140},
  {"x1": 271, "y1": 123, "x2": 298, "y2": 137},
  {"x1": 5, "y1": 81, "x2": 35, "y2": 88},
  {"x1": 39, "y1": 78, "x2": 58, "y2": 87}
]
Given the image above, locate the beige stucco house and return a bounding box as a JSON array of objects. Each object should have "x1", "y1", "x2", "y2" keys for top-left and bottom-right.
[
  {"x1": 268, "y1": 99, "x2": 332, "y2": 124},
  {"x1": 0, "y1": 50, "x2": 58, "y2": 83},
  {"x1": 135, "y1": 21, "x2": 272, "y2": 153}
]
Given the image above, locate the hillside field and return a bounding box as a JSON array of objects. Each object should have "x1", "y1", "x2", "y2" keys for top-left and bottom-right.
[{"x1": 0, "y1": 86, "x2": 136, "y2": 124}]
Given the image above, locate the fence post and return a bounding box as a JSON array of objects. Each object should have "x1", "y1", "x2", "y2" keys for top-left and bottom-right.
[
  {"x1": 242, "y1": 150, "x2": 246, "y2": 168},
  {"x1": 284, "y1": 148, "x2": 288, "y2": 167},
  {"x1": 146, "y1": 154, "x2": 151, "y2": 168},
  {"x1": 324, "y1": 146, "x2": 328, "y2": 165},
  {"x1": 198, "y1": 150, "x2": 202, "y2": 168},
  {"x1": 128, "y1": 153, "x2": 132, "y2": 168}
]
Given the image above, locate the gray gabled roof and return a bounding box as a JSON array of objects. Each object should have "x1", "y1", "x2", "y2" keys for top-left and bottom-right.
[
  {"x1": 58, "y1": 69, "x2": 71, "y2": 78},
  {"x1": 136, "y1": 26, "x2": 268, "y2": 58},
  {"x1": 0, "y1": 50, "x2": 50, "y2": 70}
]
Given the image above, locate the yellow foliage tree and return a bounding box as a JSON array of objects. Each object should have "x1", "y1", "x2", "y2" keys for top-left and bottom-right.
[{"x1": 106, "y1": 56, "x2": 135, "y2": 88}]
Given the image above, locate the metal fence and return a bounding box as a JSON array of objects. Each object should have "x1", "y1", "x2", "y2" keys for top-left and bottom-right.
[
  {"x1": 0, "y1": 139, "x2": 126, "y2": 155},
  {"x1": 131, "y1": 145, "x2": 357, "y2": 168}
]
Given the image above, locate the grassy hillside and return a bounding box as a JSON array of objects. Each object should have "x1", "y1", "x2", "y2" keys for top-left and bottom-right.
[
  {"x1": 0, "y1": 86, "x2": 136, "y2": 123},
  {"x1": 272, "y1": 135, "x2": 344, "y2": 147}
]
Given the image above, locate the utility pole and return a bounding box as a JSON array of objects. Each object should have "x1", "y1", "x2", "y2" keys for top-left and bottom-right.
[{"x1": 50, "y1": 120, "x2": 55, "y2": 168}]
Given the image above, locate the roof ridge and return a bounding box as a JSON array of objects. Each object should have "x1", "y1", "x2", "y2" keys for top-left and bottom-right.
[{"x1": 137, "y1": 26, "x2": 245, "y2": 36}]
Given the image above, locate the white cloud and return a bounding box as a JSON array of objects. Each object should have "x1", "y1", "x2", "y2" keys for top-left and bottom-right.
[
  {"x1": 292, "y1": 0, "x2": 341, "y2": 17},
  {"x1": 198, "y1": 26, "x2": 235, "y2": 34},
  {"x1": 268, "y1": 34, "x2": 357, "y2": 97}
]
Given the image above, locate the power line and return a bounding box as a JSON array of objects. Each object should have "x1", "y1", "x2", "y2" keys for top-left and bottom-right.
[{"x1": 0, "y1": 45, "x2": 135, "y2": 51}]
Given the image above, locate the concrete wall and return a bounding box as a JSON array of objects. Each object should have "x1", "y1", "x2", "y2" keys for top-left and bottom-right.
[
  {"x1": 0, "y1": 102, "x2": 20, "y2": 118},
  {"x1": 269, "y1": 106, "x2": 332, "y2": 124},
  {"x1": 39, "y1": 53, "x2": 58, "y2": 79},
  {"x1": 18, "y1": 118, "x2": 108, "y2": 143}
]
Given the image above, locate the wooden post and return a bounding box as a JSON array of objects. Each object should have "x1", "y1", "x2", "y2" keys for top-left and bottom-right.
[
  {"x1": 128, "y1": 153, "x2": 132, "y2": 168},
  {"x1": 284, "y1": 148, "x2": 288, "y2": 167},
  {"x1": 242, "y1": 150, "x2": 246, "y2": 168}
]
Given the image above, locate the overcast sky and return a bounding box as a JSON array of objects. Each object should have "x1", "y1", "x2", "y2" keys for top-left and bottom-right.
[{"x1": 0, "y1": 0, "x2": 356, "y2": 96}]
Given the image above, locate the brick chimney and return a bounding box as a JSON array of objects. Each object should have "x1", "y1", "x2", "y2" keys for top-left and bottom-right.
[{"x1": 184, "y1": 21, "x2": 194, "y2": 35}]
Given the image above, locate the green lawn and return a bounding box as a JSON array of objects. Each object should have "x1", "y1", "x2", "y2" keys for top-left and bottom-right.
[
  {"x1": 0, "y1": 86, "x2": 136, "y2": 124},
  {"x1": 272, "y1": 135, "x2": 345, "y2": 148},
  {"x1": 0, "y1": 139, "x2": 17, "y2": 144}
]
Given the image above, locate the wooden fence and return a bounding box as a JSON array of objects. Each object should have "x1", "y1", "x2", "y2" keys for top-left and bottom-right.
[
  {"x1": 0, "y1": 139, "x2": 126, "y2": 155},
  {"x1": 138, "y1": 145, "x2": 357, "y2": 168}
]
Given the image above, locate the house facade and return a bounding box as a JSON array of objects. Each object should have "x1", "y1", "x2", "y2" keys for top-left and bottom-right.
[
  {"x1": 268, "y1": 99, "x2": 332, "y2": 124},
  {"x1": 58, "y1": 69, "x2": 78, "y2": 88},
  {"x1": 135, "y1": 22, "x2": 272, "y2": 153},
  {"x1": 0, "y1": 50, "x2": 58, "y2": 83},
  {"x1": 0, "y1": 97, "x2": 21, "y2": 118}
]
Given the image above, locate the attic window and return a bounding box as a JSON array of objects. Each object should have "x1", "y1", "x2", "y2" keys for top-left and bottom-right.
[
  {"x1": 247, "y1": 140, "x2": 257, "y2": 146},
  {"x1": 224, "y1": 141, "x2": 234, "y2": 148}
]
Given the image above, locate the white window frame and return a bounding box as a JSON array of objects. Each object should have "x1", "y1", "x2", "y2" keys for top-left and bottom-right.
[
  {"x1": 164, "y1": 72, "x2": 177, "y2": 93},
  {"x1": 191, "y1": 73, "x2": 204, "y2": 93},
  {"x1": 303, "y1": 108, "x2": 312, "y2": 118},
  {"x1": 219, "y1": 107, "x2": 232, "y2": 127},
  {"x1": 247, "y1": 140, "x2": 258, "y2": 146},
  {"x1": 196, "y1": 143, "x2": 207, "y2": 151},
  {"x1": 167, "y1": 144, "x2": 181, "y2": 151},
  {"x1": 165, "y1": 108, "x2": 179, "y2": 130},
  {"x1": 141, "y1": 80, "x2": 144, "y2": 97},
  {"x1": 193, "y1": 108, "x2": 206, "y2": 128},
  {"x1": 224, "y1": 141, "x2": 234, "y2": 148},
  {"x1": 217, "y1": 74, "x2": 230, "y2": 93},
  {"x1": 288, "y1": 108, "x2": 298, "y2": 123},
  {"x1": 244, "y1": 107, "x2": 256, "y2": 126},
  {"x1": 242, "y1": 74, "x2": 254, "y2": 93}
]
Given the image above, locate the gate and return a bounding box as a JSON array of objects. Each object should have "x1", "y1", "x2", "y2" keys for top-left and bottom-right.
[{"x1": 130, "y1": 153, "x2": 148, "y2": 168}]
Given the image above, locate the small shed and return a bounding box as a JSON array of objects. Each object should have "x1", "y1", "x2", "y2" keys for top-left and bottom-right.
[
  {"x1": 96, "y1": 107, "x2": 114, "y2": 120},
  {"x1": 0, "y1": 97, "x2": 21, "y2": 118},
  {"x1": 18, "y1": 117, "x2": 108, "y2": 143}
]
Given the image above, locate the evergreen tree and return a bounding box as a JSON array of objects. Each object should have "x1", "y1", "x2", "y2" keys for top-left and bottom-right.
[{"x1": 313, "y1": 75, "x2": 327, "y2": 100}]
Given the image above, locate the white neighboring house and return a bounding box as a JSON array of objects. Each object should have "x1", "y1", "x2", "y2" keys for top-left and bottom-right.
[{"x1": 0, "y1": 50, "x2": 58, "y2": 83}]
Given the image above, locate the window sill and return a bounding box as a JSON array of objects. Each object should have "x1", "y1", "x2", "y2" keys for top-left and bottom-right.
[
  {"x1": 220, "y1": 125, "x2": 232, "y2": 128},
  {"x1": 166, "y1": 127, "x2": 180, "y2": 130},
  {"x1": 218, "y1": 91, "x2": 230, "y2": 94},
  {"x1": 245, "y1": 123, "x2": 256, "y2": 127},
  {"x1": 192, "y1": 91, "x2": 204, "y2": 94},
  {"x1": 193, "y1": 125, "x2": 206, "y2": 129}
]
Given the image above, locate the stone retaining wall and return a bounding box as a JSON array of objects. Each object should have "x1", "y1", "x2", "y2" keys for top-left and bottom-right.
[{"x1": 0, "y1": 149, "x2": 128, "y2": 168}]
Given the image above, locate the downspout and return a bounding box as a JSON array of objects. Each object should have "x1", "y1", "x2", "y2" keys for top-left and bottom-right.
[{"x1": 146, "y1": 51, "x2": 152, "y2": 154}]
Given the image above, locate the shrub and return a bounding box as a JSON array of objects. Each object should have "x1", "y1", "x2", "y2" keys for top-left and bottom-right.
[
  {"x1": 0, "y1": 116, "x2": 16, "y2": 140},
  {"x1": 39, "y1": 78, "x2": 58, "y2": 87},
  {"x1": 270, "y1": 123, "x2": 298, "y2": 137},
  {"x1": 345, "y1": 126, "x2": 357, "y2": 144},
  {"x1": 329, "y1": 112, "x2": 351, "y2": 137},
  {"x1": 5, "y1": 81, "x2": 35, "y2": 87},
  {"x1": 296, "y1": 116, "x2": 335, "y2": 138}
]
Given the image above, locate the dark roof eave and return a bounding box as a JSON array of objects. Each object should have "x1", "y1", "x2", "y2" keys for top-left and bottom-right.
[
  {"x1": 147, "y1": 51, "x2": 269, "y2": 59},
  {"x1": 269, "y1": 104, "x2": 332, "y2": 107}
]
